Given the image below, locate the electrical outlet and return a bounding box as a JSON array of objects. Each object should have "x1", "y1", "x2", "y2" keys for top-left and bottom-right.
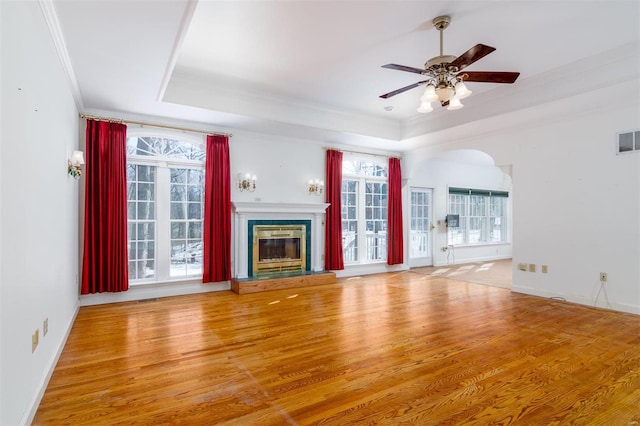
[
  {"x1": 32, "y1": 329, "x2": 39, "y2": 353},
  {"x1": 43, "y1": 318, "x2": 48, "y2": 336},
  {"x1": 600, "y1": 272, "x2": 607, "y2": 282},
  {"x1": 541, "y1": 265, "x2": 548, "y2": 273},
  {"x1": 529, "y1": 263, "x2": 536, "y2": 273}
]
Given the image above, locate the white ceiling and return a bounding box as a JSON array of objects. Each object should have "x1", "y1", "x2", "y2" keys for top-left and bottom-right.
[{"x1": 52, "y1": 0, "x2": 639, "y2": 152}]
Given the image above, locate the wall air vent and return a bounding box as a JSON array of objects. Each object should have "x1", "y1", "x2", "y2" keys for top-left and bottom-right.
[{"x1": 617, "y1": 130, "x2": 640, "y2": 154}]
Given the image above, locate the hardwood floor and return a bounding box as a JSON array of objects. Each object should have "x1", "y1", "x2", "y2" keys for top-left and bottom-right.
[{"x1": 34, "y1": 272, "x2": 640, "y2": 425}]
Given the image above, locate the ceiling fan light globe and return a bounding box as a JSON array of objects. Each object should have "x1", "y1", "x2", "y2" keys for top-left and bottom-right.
[
  {"x1": 436, "y1": 86, "x2": 454, "y2": 102},
  {"x1": 447, "y1": 97, "x2": 464, "y2": 110},
  {"x1": 454, "y1": 81, "x2": 472, "y2": 99},
  {"x1": 421, "y1": 85, "x2": 439, "y2": 103},
  {"x1": 417, "y1": 101, "x2": 434, "y2": 113}
]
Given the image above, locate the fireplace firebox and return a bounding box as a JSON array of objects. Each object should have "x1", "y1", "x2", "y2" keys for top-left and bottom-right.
[{"x1": 252, "y1": 225, "x2": 306, "y2": 275}]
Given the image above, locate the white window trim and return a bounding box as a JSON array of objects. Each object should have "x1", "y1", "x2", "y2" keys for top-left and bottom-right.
[
  {"x1": 342, "y1": 155, "x2": 389, "y2": 265},
  {"x1": 126, "y1": 131, "x2": 205, "y2": 285},
  {"x1": 447, "y1": 189, "x2": 510, "y2": 247}
]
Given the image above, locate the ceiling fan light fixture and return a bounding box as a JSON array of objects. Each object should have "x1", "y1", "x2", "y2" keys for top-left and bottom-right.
[
  {"x1": 453, "y1": 80, "x2": 472, "y2": 99},
  {"x1": 435, "y1": 85, "x2": 454, "y2": 102},
  {"x1": 421, "y1": 85, "x2": 439, "y2": 103},
  {"x1": 417, "y1": 101, "x2": 434, "y2": 113},
  {"x1": 447, "y1": 97, "x2": 464, "y2": 110}
]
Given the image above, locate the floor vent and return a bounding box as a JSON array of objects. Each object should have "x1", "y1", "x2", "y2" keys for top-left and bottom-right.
[{"x1": 137, "y1": 298, "x2": 158, "y2": 303}]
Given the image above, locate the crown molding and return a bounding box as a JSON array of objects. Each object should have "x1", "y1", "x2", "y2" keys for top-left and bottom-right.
[{"x1": 38, "y1": 0, "x2": 84, "y2": 110}]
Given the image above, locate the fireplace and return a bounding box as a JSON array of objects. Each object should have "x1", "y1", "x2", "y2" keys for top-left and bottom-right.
[
  {"x1": 253, "y1": 225, "x2": 306, "y2": 275},
  {"x1": 232, "y1": 202, "x2": 330, "y2": 279},
  {"x1": 247, "y1": 219, "x2": 312, "y2": 277}
]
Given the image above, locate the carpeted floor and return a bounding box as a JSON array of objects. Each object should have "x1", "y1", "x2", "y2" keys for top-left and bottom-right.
[{"x1": 411, "y1": 258, "x2": 512, "y2": 289}]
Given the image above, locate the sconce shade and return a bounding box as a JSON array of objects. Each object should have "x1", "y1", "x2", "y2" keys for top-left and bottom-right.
[
  {"x1": 71, "y1": 150, "x2": 85, "y2": 165},
  {"x1": 237, "y1": 172, "x2": 257, "y2": 192}
]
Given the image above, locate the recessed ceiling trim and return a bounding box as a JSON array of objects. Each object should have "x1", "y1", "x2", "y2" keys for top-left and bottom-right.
[{"x1": 156, "y1": 0, "x2": 199, "y2": 103}]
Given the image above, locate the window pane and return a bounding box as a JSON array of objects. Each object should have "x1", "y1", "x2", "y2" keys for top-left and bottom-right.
[
  {"x1": 188, "y1": 203, "x2": 201, "y2": 220},
  {"x1": 171, "y1": 185, "x2": 186, "y2": 202},
  {"x1": 188, "y1": 186, "x2": 202, "y2": 202},
  {"x1": 410, "y1": 189, "x2": 431, "y2": 259},
  {"x1": 619, "y1": 132, "x2": 634, "y2": 152},
  {"x1": 137, "y1": 222, "x2": 154, "y2": 241},
  {"x1": 341, "y1": 179, "x2": 358, "y2": 263},
  {"x1": 171, "y1": 168, "x2": 187, "y2": 184},
  {"x1": 137, "y1": 201, "x2": 154, "y2": 219},
  {"x1": 171, "y1": 222, "x2": 186, "y2": 239},
  {"x1": 137, "y1": 183, "x2": 154, "y2": 200},
  {"x1": 171, "y1": 202, "x2": 185, "y2": 219},
  {"x1": 365, "y1": 181, "x2": 387, "y2": 261},
  {"x1": 128, "y1": 136, "x2": 205, "y2": 161},
  {"x1": 188, "y1": 222, "x2": 202, "y2": 239},
  {"x1": 188, "y1": 169, "x2": 204, "y2": 184}
]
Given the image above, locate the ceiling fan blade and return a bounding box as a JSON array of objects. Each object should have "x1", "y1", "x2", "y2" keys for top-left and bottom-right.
[
  {"x1": 379, "y1": 81, "x2": 428, "y2": 99},
  {"x1": 449, "y1": 44, "x2": 496, "y2": 71},
  {"x1": 462, "y1": 71, "x2": 520, "y2": 83},
  {"x1": 382, "y1": 63, "x2": 426, "y2": 75}
]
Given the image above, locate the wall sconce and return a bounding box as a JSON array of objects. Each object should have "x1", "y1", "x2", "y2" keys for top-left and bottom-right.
[
  {"x1": 308, "y1": 179, "x2": 324, "y2": 196},
  {"x1": 237, "y1": 173, "x2": 256, "y2": 192},
  {"x1": 67, "y1": 150, "x2": 84, "y2": 180}
]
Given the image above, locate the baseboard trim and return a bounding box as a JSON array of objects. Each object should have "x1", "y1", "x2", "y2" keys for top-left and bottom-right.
[
  {"x1": 511, "y1": 284, "x2": 640, "y2": 315},
  {"x1": 433, "y1": 255, "x2": 512, "y2": 267},
  {"x1": 22, "y1": 300, "x2": 81, "y2": 426},
  {"x1": 80, "y1": 281, "x2": 230, "y2": 307}
]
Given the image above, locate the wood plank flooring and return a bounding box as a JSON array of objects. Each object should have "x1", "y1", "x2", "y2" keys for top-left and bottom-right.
[{"x1": 34, "y1": 271, "x2": 640, "y2": 425}]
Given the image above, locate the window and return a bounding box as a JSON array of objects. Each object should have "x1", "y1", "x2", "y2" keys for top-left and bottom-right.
[
  {"x1": 410, "y1": 189, "x2": 432, "y2": 259},
  {"x1": 617, "y1": 130, "x2": 640, "y2": 154},
  {"x1": 448, "y1": 187, "x2": 508, "y2": 246},
  {"x1": 341, "y1": 158, "x2": 388, "y2": 264},
  {"x1": 126, "y1": 132, "x2": 205, "y2": 283}
]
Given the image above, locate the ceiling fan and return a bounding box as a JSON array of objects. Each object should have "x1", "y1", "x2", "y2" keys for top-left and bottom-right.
[{"x1": 379, "y1": 15, "x2": 520, "y2": 112}]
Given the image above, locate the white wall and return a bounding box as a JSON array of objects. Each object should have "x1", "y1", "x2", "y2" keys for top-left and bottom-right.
[
  {"x1": 406, "y1": 96, "x2": 640, "y2": 314},
  {"x1": 1, "y1": 2, "x2": 81, "y2": 424},
  {"x1": 508, "y1": 105, "x2": 640, "y2": 314},
  {"x1": 229, "y1": 131, "x2": 327, "y2": 205},
  {"x1": 405, "y1": 151, "x2": 513, "y2": 266}
]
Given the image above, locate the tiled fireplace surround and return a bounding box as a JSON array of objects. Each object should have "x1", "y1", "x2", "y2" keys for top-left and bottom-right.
[{"x1": 232, "y1": 202, "x2": 330, "y2": 279}]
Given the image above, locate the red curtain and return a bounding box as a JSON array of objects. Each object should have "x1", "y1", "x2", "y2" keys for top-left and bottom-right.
[
  {"x1": 202, "y1": 135, "x2": 231, "y2": 282},
  {"x1": 81, "y1": 119, "x2": 129, "y2": 294},
  {"x1": 387, "y1": 157, "x2": 404, "y2": 265},
  {"x1": 324, "y1": 150, "x2": 344, "y2": 270}
]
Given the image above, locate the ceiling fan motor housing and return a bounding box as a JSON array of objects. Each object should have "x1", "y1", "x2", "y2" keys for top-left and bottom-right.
[{"x1": 425, "y1": 55, "x2": 457, "y2": 69}]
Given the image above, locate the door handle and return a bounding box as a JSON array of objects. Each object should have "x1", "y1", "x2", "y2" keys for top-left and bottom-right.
[{"x1": 430, "y1": 222, "x2": 435, "y2": 231}]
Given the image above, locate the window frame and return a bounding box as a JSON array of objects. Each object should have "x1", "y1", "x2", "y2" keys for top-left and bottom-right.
[
  {"x1": 126, "y1": 129, "x2": 206, "y2": 285},
  {"x1": 447, "y1": 187, "x2": 509, "y2": 247},
  {"x1": 341, "y1": 155, "x2": 389, "y2": 265}
]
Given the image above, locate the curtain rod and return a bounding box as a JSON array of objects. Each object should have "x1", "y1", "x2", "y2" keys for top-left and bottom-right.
[
  {"x1": 79, "y1": 114, "x2": 233, "y2": 138},
  {"x1": 324, "y1": 146, "x2": 401, "y2": 160}
]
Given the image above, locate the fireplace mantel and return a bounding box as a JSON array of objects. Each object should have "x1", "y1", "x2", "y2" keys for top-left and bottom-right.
[
  {"x1": 232, "y1": 202, "x2": 330, "y2": 279},
  {"x1": 232, "y1": 202, "x2": 330, "y2": 215}
]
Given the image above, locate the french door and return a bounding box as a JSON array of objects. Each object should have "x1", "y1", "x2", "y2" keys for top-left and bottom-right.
[{"x1": 409, "y1": 187, "x2": 433, "y2": 267}]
